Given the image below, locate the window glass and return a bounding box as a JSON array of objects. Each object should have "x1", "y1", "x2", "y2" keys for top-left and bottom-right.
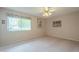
[{"x1": 7, "y1": 16, "x2": 31, "y2": 31}]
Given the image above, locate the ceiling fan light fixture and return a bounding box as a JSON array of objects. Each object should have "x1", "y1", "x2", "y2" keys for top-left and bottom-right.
[
  {"x1": 42, "y1": 7, "x2": 55, "y2": 16},
  {"x1": 48, "y1": 12, "x2": 52, "y2": 15}
]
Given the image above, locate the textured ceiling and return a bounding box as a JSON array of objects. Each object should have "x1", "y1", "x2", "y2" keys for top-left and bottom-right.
[{"x1": 6, "y1": 7, "x2": 79, "y2": 17}]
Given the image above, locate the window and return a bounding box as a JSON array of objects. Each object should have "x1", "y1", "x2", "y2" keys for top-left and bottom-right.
[{"x1": 7, "y1": 15, "x2": 31, "y2": 31}]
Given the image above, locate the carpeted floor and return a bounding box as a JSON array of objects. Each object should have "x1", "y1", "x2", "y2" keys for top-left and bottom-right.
[{"x1": 0, "y1": 37, "x2": 79, "y2": 52}]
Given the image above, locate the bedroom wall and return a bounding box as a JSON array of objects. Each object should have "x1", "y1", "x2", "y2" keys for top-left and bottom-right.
[
  {"x1": 0, "y1": 8, "x2": 45, "y2": 46},
  {"x1": 0, "y1": 9, "x2": 2, "y2": 45},
  {"x1": 46, "y1": 12, "x2": 79, "y2": 41}
]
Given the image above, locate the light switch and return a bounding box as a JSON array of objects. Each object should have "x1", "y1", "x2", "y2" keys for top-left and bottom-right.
[{"x1": 2, "y1": 20, "x2": 5, "y2": 24}]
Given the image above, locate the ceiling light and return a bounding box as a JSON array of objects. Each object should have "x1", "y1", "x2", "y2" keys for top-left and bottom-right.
[{"x1": 41, "y1": 7, "x2": 55, "y2": 16}]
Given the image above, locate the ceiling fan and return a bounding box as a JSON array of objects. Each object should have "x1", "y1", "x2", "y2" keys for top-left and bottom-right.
[{"x1": 41, "y1": 7, "x2": 55, "y2": 16}]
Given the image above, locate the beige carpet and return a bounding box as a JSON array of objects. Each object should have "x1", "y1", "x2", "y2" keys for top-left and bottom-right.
[{"x1": 0, "y1": 37, "x2": 79, "y2": 52}]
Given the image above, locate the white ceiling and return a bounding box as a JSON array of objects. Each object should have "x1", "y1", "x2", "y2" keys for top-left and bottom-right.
[{"x1": 6, "y1": 7, "x2": 79, "y2": 17}]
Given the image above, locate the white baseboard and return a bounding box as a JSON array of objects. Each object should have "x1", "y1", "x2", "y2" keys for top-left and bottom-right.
[{"x1": 46, "y1": 35, "x2": 79, "y2": 42}]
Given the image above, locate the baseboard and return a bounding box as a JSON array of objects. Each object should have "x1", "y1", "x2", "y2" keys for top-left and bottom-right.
[{"x1": 46, "y1": 35, "x2": 79, "y2": 42}]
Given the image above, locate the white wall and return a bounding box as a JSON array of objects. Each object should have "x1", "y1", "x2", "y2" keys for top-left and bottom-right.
[
  {"x1": 46, "y1": 12, "x2": 79, "y2": 41},
  {"x1": 0, "y1": 8, "x2": 45, "y2": 46},
  {"x1": 0, "y1": 9, "x2": 2, "y2": 45}
]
